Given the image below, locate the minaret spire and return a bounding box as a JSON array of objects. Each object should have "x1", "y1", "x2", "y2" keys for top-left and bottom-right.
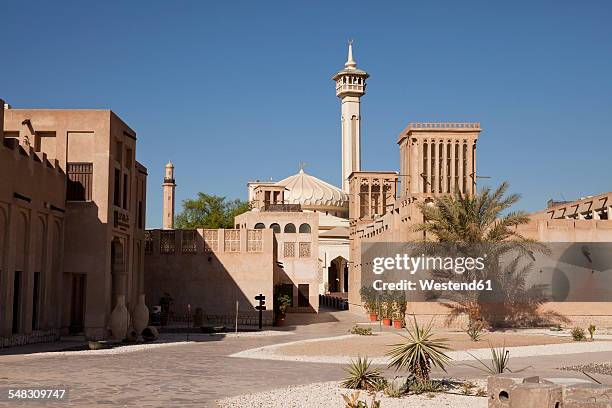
[
  {"x1": 332, "y1": 40, "x2": 369, "y2": 193},
  {"x1": 345, "y1": 39, "x2": 356, "y2": 69}
]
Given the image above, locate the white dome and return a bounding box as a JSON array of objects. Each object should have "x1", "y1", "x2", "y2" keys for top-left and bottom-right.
[{"x1": 276, "y1": 169, "x2": 348, "y2": 211}]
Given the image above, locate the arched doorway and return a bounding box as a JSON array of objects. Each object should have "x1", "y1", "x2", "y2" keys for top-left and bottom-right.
[{"x1": 328, "y1": 256, "x2": 348, "y2": 294}]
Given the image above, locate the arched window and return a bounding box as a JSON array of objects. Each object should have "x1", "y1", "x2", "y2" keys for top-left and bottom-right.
[
  {"x1": 299, "y1": 223, "x2": 311, "y2": 233},
  {"x1": 270, "y1": 223, "x2": 281, "y2": 233},
  {"x1": 284, "y1": 223, "x2": 296, "y2": 233},
  {"x1": 254, "y1": 223, "x2": 265, "y2": 230}
]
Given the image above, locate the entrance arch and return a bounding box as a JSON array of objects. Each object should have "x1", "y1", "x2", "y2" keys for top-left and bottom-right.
[{"x1": 328, "y1": 256, "x2": 348, "y2": 294}]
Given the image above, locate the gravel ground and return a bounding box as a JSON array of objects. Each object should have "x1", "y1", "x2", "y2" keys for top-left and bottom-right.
[
  {"x1": 561, "y1": 362, "x2": 612, "y2": 376},
  {"x1": 231, "y1": 334, "x2": 612, "y2": 364},
  {"x1": 216, "y1": 381, "x2": 487, "y2": 408}
]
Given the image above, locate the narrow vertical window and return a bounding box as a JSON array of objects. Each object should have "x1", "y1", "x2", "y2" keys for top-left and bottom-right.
[{"x1": 113, "y1": 169, "x2": 121, "y2": 206}]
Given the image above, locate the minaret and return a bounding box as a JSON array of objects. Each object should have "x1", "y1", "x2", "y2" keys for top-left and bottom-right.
[
  {"x1": 332, "y1": 40, "x2": 369, "y2": 192},
  {"x1": 162, "y1": 161, "x2": 176, "y2": 230}
]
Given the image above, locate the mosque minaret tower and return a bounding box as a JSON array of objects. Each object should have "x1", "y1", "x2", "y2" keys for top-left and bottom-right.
[
  {"x1": 162, "y1": 161, "x2": 176, "y2": 229},
  {"x1": 332, "y1": 40, "x2": 369, "y2": 193}
]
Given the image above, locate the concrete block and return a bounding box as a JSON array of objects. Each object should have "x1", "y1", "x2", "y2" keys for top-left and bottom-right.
[
  {"x1": 509, "y1": 383, "x2": 563, "y2": 408},
  {"x1": 565, "y1": 383, "x2": 612, "y2": 401},
  {"x1": 488, "y1": 375, "x2": 552, "y2": 407},
  {"x1": 564, "y1": 396, "x2": 612, "y2": 408}
]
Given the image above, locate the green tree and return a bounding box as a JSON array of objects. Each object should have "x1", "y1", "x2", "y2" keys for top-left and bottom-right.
[
  {"x1": 175, "y1": 193, "x2": 250, "y2": 229},
  {"x1": 415, "y1": 181, "x2": 531, "y2": 244}
]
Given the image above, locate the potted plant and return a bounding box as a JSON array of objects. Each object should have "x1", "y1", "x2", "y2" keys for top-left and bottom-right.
[
  {"x1": 381, "y1": 292, "x2": 393, "y2": 326},
  {"x1": 392, "y1": 310, "x2": 403, "y2": 329},
  {"x1": 393, "y1": 295, "x2": 407, "y2": 329},
  {"x1": 359, "y1": 286, "x2": 378, "y2": 321},
  {"x1": 159, "y1": 292, "x2": 174, "y2": 326},
  {"x1": 274, "y1": 287, "x2": 292, "y2": 326}
]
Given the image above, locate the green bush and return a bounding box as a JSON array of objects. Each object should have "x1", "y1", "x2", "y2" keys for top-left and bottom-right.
[
  {"x1": 408, "y1": 379, "x2": 447, "y2": 394},
  {"x1": 350, "y1": 326, "x2": 373, "y2": 336},
  {"x1": 572, "y1": 327, "x2": 586, "y2": 341},
  {"x1": 359, "y1": 287, "x2": 378, "y2": 315}
]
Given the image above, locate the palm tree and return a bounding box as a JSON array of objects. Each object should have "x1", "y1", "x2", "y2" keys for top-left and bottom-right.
[
  {"x1": 415, "y1": 181, "x2": 532, "y2": 244},
  {"x1": 414, "y1": 182, "x2": 552, "y2": 327}
]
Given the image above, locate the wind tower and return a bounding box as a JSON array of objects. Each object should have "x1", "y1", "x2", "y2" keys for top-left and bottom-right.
[{"x1": 332, "y1": 40, "x2": 369, "y2": 193}]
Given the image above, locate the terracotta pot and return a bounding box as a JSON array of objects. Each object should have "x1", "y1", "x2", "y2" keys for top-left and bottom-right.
[
  {"x1": 369, "y1": 313, "x2": 378, "y2": 322},
  {"x1": 275, "y1": 315, "x2": 286, "y2": 327},
  {"x1": 393, "y1": 320, "x2": 403, "y2": 329},
  {"x1": 109, "y1": 295, "x2": 129, "y2": 340},
  {"x1": 132, "y1": 294, "x2": 149, "y2": 335},
  {"x1": 382, "y1": 318, "x2": 392, "y2": 326}
]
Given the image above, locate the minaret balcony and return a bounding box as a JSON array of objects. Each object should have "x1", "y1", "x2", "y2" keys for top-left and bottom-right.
[{"x1": 336, "y1": 83, "x2": 365, "y2": 97}]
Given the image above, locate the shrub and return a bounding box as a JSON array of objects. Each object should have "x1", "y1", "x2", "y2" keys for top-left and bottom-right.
[
  {"x1": 466, "y1": 321, "x2": 485, "y2": 342},
  {"x1": 408, "y1": 379, "x2": 447, "y2": 394},
  {"x1": 342, "y1": 391, "x2": 381, "y2": 408},
  {"x1": 350, "y1": 326, "x2": 373, "y2": 336},
  {"x1": 588, "y1": 324, "x2": 596, "y2": 341},
  {"x1": 383, "y1": 380, "x2": 404, "y2": 398},
  {"x1": 460, "y1": 381, "x2": 476, "y2": 395},
  {"x1": 572, "y1": 327, "x2": 586, "y2": 341},
  {"x1": 386, "y1": 315, "x2": 452, "y2": 381},
  {"x1": 464, "y1": 343, "x2": 531, "y2": 374},
  {"x1": 359, "y1": 287, "x2": 378, "y2": 315},
  {"x1": 341, "y1": 356, "x2": 385, "y2": 391},
  {"x1": 274, "y1": 290, "x2": 292, "y2": 316}
]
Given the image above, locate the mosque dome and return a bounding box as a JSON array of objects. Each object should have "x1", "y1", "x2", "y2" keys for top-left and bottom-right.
[{"x1": 275, "y1": 169, "x2": 348, "y2": 213}]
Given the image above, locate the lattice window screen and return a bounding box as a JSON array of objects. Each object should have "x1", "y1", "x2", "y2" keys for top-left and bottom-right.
[
  {"x1": 224, "y1": 230, "x2": 240, "y2": 252},
  {"x1": 247, "y1": 230, "x2": 263, "y2": 252},
  {"x1": 203, "y1": 229, "x2": 218, "y2": 252}
]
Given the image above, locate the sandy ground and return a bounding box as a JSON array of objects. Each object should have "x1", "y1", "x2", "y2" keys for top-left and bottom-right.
[
  {"x1": 216, "y1": 380, "x2": 488, "y2": 408},
  {"x1": 277, "y1": 330, "x2": 571, "y2": 357}
]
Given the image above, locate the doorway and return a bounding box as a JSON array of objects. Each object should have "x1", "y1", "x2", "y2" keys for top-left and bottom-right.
[
  {"x1": 12, "y1": 271, "x2": 22, "y2": 334},
  {"x1": 69, "y1": 274, "x2": 86, "y2": 335}
]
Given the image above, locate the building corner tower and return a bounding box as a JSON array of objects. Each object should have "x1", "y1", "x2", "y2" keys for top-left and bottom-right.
[
  {"x1": 332, "y1": 40, "x2": 369, "y2": 193},
  {"x1": 162, "y1": 161, "x2": 176, "y2": 229}
]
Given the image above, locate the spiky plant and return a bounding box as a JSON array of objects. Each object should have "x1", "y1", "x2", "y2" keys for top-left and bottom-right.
[
  {"x1": 341, "y1": 356, "x2": 384, "y2": 391},
  {"x1": 386, "y1": 316, "x2": 452, "y2": 381},
  {"x1": 466, "y1": 321, "x2": 485, "y2": 342},
  {"x1": 464, "y1": 342, "x2": 531, "y2": 374},
  {"x1": 588, "y1": 324, "x2": 596, "y2": 341}
]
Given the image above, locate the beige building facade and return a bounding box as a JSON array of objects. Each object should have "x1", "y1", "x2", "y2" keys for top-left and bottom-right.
[
  {"x1": 348, "y1": 120, "x2": 612, "y2": 326},
  {"x1": 0, "y1": 100, "x2": 147, "y2": 343},
  {"x1": 144, "y1": 228, "x2": 276, "y2": 325}
]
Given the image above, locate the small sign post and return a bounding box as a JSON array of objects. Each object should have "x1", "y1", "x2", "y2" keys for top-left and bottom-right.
[{"x1": 254, "y1": 294, "x2": 266, "y2": 330}]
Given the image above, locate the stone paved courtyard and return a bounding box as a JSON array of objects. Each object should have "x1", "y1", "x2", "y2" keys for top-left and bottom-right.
[{"x1": 2, "y1": 310, "x2": 612, "y2": 407}]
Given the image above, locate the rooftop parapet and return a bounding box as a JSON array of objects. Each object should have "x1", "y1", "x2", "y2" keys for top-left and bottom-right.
[
  {"x1": 406, "y1": 122, "x2": 480, "y2": 131},
  {"x1": 398, "y1": 122, "x2": 481, "y2": 144}
]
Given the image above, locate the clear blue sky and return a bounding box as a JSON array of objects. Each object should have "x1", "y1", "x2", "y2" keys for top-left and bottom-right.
[{"x1": 3, "y1": 1, "x2": 611, "y2": 228}]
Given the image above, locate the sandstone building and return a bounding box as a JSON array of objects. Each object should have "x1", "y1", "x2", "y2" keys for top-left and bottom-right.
[{"x1": 0, "y1": 100, "x2": 147, "y2": 344}]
